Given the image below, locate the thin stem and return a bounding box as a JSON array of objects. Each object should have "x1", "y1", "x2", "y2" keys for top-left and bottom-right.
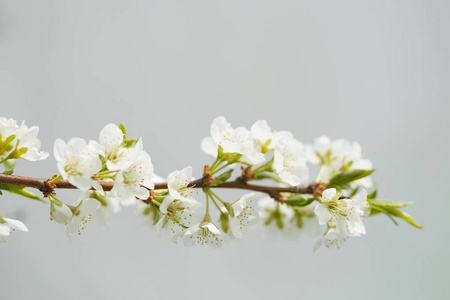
[
  {"x1": 252, "y1": 157, "x2": 274, "y2": 174},
  {"x1": 209, "y1": 155, "x2": 223, "y2": 172},
  {"x1": 210, "y1": 196, "x2": 223, "y2": 212},
  {"x1": 97, "y1": 170, "x2": 117, "y2": 176},
  {"x1": 0, "y1": 155, "x2": 12, "y2": 165},
  {"x1": 49, "y1": 175, "x2": 63, "y2": 183},
  {"x1": 210, "y1": 162, "x2": 232, "y2": 175},
  {"x1": 315, "y1": 165, "x2": 327, "y2": 183},
  {"x1": 208, "y1": 189, "x2": 226, "y2": 206},
  {"x1": 205, "y1": 191, "x2": 210, "y2": 215},
  {"x1": 95, "y1": 175, "x2": 115, "y2": 180}
]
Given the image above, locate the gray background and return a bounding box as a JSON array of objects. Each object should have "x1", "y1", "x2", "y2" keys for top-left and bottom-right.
[{"x1": 0, "y1": 1, "x2": 448, "y2": 299}]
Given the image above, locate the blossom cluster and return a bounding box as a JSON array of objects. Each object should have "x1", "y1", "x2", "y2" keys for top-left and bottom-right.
[
  {"x1": 198, "y1": 116, "x2": 377, "y2": 248},
  {"x1": 51, "y1": 124, "x2": 156, "y2": 236},
  {"x1": 0, "y1": 118, "x2": 49, "y2": 242},
  {"x1": 0, "y1": 116, "x2": 421, "y2": 248},
  {"x1": 0, "y1": 117, "x2": 48, "y2": 164}
]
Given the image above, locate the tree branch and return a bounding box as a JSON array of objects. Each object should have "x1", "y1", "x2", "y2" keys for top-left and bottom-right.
[{"x1": 0, "y1": 174, "x2": 315, "y2": 200}]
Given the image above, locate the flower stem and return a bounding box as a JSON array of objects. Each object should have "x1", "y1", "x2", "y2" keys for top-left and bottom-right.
[
  {"x1": 205, "y1": 192, "x2": 211, "y2": 215},
  {"x1": 49, "y1": 175, "x2": 63, "y2": 183},
  {"x1": 252, "y1": 157, "x2": 274, "y2": 174},
  {"x1": 315, "y1": 165, "x2": 327, "y2": 183},
  {"x1": 97, "y1": 170, "x2": 117, "y2": 176},
  {"x1": 209, "y1": 155, "x2": 223, "y2": 172},
  {"x1": 207, "y1": 188, "x2": 227, "y2": 206},
  {"x1": 210, "y1": 196, "x2": 223, "y2": 212},
  {"x1": 210, "y1": 162, "x2": 233, "y2": 175}
]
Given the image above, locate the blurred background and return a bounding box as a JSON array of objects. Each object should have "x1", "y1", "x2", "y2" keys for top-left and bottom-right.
[{"x1": 0, "y1": 1, "x2": 448, "y2": 299}]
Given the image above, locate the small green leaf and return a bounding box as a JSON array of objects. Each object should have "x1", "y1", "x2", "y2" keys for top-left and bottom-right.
[
  {"x1": 0, "y1": 184, "x2": 47, "y2": 203},
  {"x1": 370, "y1": 204, "x2": 398, "y2": 225},
  {"x1": 210, "y1": 169, "x2": 233, "y2": 186},
  {"x1": 329, "y1": 169, "x2": 375, "y2": 187},
  {"x1": 4, "y1": 134, "x2": 16, "y2": 145},
  {"x1": 119, "y1": 123, "x2": 127, "y2": 139},
  {"x1": 286, "y1": 194, "x2": 315, "y2": 207},
  {"x1": 349, "y1": 186, "x2": 360, "y2": 197},
  {"x1": 369, "y1": 199, "x2": 414, "y2": 209},
  {"x1": 385, "y1": 207, "x2": 423, "y2": 229},
  {"x1": 369, "y1": 201, "x2": 422, "y2": 229},
  {"x1": 367, "y1": 182, "x2": 378, "y2": 199},
  {"x1": 124, "y1": 137, "x2": 139, "y2": 148}
]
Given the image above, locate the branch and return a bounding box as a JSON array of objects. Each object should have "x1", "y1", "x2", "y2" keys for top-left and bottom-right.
[{"x1": 0, "y1": 174, "x2": 316, "y2": 200}]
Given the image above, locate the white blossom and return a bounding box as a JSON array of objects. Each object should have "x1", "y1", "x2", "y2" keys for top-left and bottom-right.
[
  {"x1": 229, "y1": 192, "x2": 260, "y2": 238},
  {"x1": 65, "y1": 197, "x2": 101, "y2": 236},
  {"x1": 0, "y1": 117, "x2": 48, "y2": 161},
  {"x1": 90, "y1": 124, "x2": 141, "y2": 171},
  {"x1": 202, "y1": 116, "x2": 264, "y2": 164},
  {"x1": 250, "y1": 120, "x2": 293, "y2": 151},
  {"x1": 183, "y1": 222, "x2": 224, "y2": 248},
  {"x1": 167, "y1": 166, "x2": 196, "y2": 201},
  {"x1": 306, "y1": 136, "x2": 360, "y2": 166},
  {"x1": 0, "y1": 212, "x2": 28, "y2": 243},
  {"x1": 306, "y1": 136, "x2": 373, "y2": 188},
  {"x1": 109, "y1": 151, "x2": 155, "y2": 206},
  {"x1": 157, "y1": 196, "x2": 203, "y2": 243},
  {"x1": 273, "y1": 136, "x2": 309, "y2": 186},
  {"x1": 54, "y1": 138, "x2": 103, "y2": 192},
  {"x1": 314, "y1": 188, "x2": 368, "y2": 245}
]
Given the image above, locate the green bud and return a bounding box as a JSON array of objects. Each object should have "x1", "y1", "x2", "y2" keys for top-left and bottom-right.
[
  {"x1": 2, "y1": 159, "x2": 16, "y2": 175},
  {"x1": 286, "y1": 194, "x2": 315, "y2": 207},
  {"x1": 219, "y1": 212, "x2": 230, "y2": 233},
  {"x1": 210, "y1": 169, "x2": 233, "y2": 186}
]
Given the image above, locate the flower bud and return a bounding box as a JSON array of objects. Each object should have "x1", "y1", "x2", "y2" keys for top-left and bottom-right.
[{"x1": 50, "y1": 202, "x2": 73, "y2": 224}]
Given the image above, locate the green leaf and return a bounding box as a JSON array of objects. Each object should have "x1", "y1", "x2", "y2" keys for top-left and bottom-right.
[
  {"x1": 4, "y1": 134, "x2": 16, "y2": 145},
  {"x1": 0, "y1": 184, "x2": 47, "y2": 203},
  {"x1": 254, "y1": 173, "x2": 285, "y2": 184},
  {"x1": 329, "y1": 169, "x2": 375, "y2": 187},
  {"x1": 119, "y1": 123, "x2": 127, "y2": 139},
  {"x1": 370, "y1": 204, "x2": 398, "y2": 225},
  {"x1": 369, "y1": 199, "x2": 414, "y2": 209},
  {"x1": 124, "y1": 137, "x2": 139, "y2": 148},
  {"x1": 385, "y1": 207, "x2": 423, "y2": 229},
  {"x1": 349, "y1": 186, "x2": 360, "y2": 197},
  {"x1": 286, "y1": 194, "x2": 315, "y2": 207},
  {"x1": 367, "y1": 182, "x2": 378, "y2": 199},
  {"x1": 210, "y1": 169, "x2": 233, "y2": 186},
  {"x1": 369, "y1": 201, "x2": 422, "y2": 229}
]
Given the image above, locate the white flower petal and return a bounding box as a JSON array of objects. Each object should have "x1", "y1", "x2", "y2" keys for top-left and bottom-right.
[
  {"x1": 322, "y1": 188, "x2": 337, "y2": 202},
  {"x1": 314, "y1": 203, "x2": 331, "y2": 225}
]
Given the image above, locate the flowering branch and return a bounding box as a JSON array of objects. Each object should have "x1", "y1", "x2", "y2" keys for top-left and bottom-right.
[
  {"x1": 0, "y1": 116, "x2": 422, "y2": 248},
  {"x1": 0, "y1": 174, "x2": 315, "y2": 200}
]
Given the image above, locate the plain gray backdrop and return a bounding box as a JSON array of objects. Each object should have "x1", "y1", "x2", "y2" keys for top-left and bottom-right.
[{"x1": 0, "y1": 1, "x2": 448, "y2": 299}]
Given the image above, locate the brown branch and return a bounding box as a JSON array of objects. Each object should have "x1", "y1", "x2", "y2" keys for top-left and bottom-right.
[{"x1": 0, "y1": 174, "x2": 316, "y2": 200}]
